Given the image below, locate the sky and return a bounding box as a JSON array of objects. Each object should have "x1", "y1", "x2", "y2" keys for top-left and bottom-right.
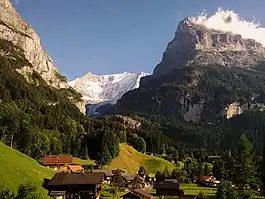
[{"x1": 12, "y1": 0, "x2": 265, "y2": 80}]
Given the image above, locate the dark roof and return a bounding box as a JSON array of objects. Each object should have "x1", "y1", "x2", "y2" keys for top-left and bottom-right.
[
  {"x1": 132, "y1": 189, "x2": 154, "y2": 199},
  {"x1": 154, "y1": 181, "x2": 180, "y2": 190},
  {"x1": 47, "y1": 172, "x2": 104, "y2": 186},
  {"x1": 123, "y1": 189, "x2": 154, "y2": 199},
  {"x1": 122, "y1": 173, "x2": 137, "y2": 181},
  {"x1": 93, "y1": 169, "x2": 114, "y2": 177},
  {"x1": 43, "y1": 155, "x2": 73, "y2": 165},
  {"x1": 164, "y1": 179, "x2": 178, "y2": 183}
]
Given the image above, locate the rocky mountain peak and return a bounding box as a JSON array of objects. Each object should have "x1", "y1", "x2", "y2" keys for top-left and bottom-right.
[
  {"x1": 153, "y1": 16, "x2": 265, "y2": 76},
  {"x1": 0, "y1": 0, "x2": 68, "y2": 89}
]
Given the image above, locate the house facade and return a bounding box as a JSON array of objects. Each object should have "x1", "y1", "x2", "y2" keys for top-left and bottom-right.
[{"x1": 45, "y1": 172, "x2": 104, "y2": 199}]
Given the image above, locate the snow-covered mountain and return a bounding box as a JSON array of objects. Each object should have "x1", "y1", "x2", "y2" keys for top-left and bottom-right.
[{"x1": 68, "y1": 72, "x2": 149, "y2": 116}]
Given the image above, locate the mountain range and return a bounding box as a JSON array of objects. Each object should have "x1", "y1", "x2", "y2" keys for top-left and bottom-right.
[
  {"x1": 69, "y1": 72, "x2": 148, "y2": 116},
  {"x1": 1, "y1": 0, "x2": 265, "y2": 155}
]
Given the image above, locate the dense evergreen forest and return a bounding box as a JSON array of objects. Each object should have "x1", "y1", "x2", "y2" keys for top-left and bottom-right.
[
  {"x1": 0, "y1": 39, "x2": 130, "y2": 163},
  {"x1": 116, "y1": 65, "x2": 265, "y2": 153},
  {"x1": 2, "y1": 35, "x2": 265, "y2": 169}
]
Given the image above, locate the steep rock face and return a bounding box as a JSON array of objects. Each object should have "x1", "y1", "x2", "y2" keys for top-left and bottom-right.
[
  {"x1": 69, "y1": 72, "x2": 149, "y2": 116},
  {"x1": 153, "y1": 18, "x2": 265, "y2": 77},
  {"x1": 0, "y1": 0, "x2": 86, "y2": 113},
  {"x1": 0, "y1": 0, "x2": 68, "y2": 88},
  {"x1": 116, "y1": 15, "x2": 265, "y2": 122}
]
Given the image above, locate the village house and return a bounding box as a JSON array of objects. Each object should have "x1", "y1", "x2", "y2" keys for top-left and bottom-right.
[
  {"x1": 45, "y1": 172, "x2": 104, "y2": 199},
  {"x1": 42, "y1": 155, "x2": 73, "y2": 170},
  {"x1": 201, "y1": 176, "x2": 220, "y2": 187},
  {"x1": 59, "y1": 164, "x2": 84, "y2": 173},
  {"x1": 92, "y1": 169, "x2": 114, "y2": 183},
  {"x1": 122, "y1": 189, "x2": 155, "y2": 199},
  {"x1": 154, "y1": 179, "x2": 184, "y2": 197}
]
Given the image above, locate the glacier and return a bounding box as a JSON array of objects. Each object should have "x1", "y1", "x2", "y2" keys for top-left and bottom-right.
[{"x1": 69, "y1": 72, "x2": 149, "y2": 116}]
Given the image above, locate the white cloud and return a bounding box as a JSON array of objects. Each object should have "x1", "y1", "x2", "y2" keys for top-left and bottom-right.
[{"x1": 190, "y1": 8, "x2": 265, "y2": 47}]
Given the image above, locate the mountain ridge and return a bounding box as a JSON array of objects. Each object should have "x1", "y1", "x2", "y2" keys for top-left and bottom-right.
[
  {"x1": 69, "y1": 71, "x2": 149, "y2": 116},
  {"x1": 152, "y1": 16, "x2": 265, "y2": 77}
]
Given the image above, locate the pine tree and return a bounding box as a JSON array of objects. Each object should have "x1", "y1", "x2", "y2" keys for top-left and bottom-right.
[
  {"x1": 197, "y1": 162, "x2": 204, "y2": 183},
  {"x1": 164, "y1": 166, "x2": 170, "y2": 179},
  {"x1": 96, "y1": 145, "x2": 112, "y2": 167},
  {"x1": 204, "y1": 162, "x2": 210, "y2": 176},
  {"x1": 216, "y1": 180, "x2": 238, "y2": 199},
  {"x1": 236, "y1": 135, "x2": 255, "y2": 188},
  {"x1": 260, "y1": 147, "x2": 265, "y2": 196}
]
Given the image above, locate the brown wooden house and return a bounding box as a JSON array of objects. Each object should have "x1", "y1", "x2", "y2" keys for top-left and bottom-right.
[
  {"x1": 122, "y1": 189, "x2": 155, "y2": 199},
  {"x1": 154, "y1": 179, "x2": 184, "y2": 197},
  {"x1": 42, "y1": 155, "x2": 73, "y2": 170},
  {"x1": 45, "y1": 172, "x2": 104, "y2": 199}
]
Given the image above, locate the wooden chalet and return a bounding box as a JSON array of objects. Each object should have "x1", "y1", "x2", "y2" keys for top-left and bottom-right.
[
  {"x1": 154, "y1": 179, "x2": 184, "y2": 197},
  {"x1": 122, "y1": 189, "x2": 155, "y2": 199},
  {"x1": 92, "y1": 169, "x2": 114, "y2": 183},
  {"x1": 42, "y1": 155, "x2": 73, "y2": 170},
  {"x1": 46, "y1": 172, "x2": 104, "y2": 199}
]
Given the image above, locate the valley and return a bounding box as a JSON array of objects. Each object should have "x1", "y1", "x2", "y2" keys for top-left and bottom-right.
[{"x1": 0, "y1": 0, "x2": 265, "y2": 199}]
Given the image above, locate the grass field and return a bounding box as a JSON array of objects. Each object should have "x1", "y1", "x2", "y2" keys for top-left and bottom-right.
[
  {"x1": 0, "y1": 142, "x2": 55, "y2": 198},
  {"x1": 72, "y1": 157, "x2": 95, "y2": 165},
  {"x1": 105, "y1": 143, "x2": 176, "y2": 174},
  {"x1": 180, "y1": 183, "x2": 217, "y2": 196}
]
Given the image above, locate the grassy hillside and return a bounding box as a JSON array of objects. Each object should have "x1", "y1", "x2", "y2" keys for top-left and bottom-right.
[
  {"x1": 106, "y1": 143, "x2": 175, "y2": 174},
  {"x1": 0, "y1": 142, "x2": 54, "y2": 197},
  {"x1": 73, "y1": 157, "x2": 95, "y2": 165}
]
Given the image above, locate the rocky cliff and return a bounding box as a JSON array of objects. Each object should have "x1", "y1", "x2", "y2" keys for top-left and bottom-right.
[
  {"x1": 0, "y1": 0, "x2": 68, "y2": 88},
  {"x1": 0, "y1": 0, "x2": 86, "y2": 113},
  {"x1": 116, "y1": 13, "x2": 265, "y2": 122},
  {"x1": 153, "y1": 17, "x2": 265, "y2": 77}
]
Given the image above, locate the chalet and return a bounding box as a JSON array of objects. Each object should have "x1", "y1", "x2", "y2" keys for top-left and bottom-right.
[
  {"x1": 122, "y1": 189, "x2": 155, "y2": 199},
  {"x1": 122, "y1": 173, "x2": 145, "y2": 188},
  {"x1": 201, "y1": 176, "x2": 220, "y2": 187},
  {"x1": 154, "y1": 179, "x2": 184, "y2": 197},
  {"x1": 59, "y1": 164, "x2": 84, "y2": 173},
  {"x1": 92, "y1": 170, "x2": 114, "y2": 183},
  {"x1": 45, "y1": 172, "x2": 104, "y2": 199},
  {"x1": 42, "y1": 155, "x2": 73, "y2": 170}
]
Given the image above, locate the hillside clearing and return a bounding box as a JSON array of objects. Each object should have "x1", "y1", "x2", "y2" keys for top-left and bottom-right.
[
  {"x1": 106, "y1": 143, "x2": 175, "y2": 174},
  {"x1": 0, "y1": 142, "x2": 54, "y2": 198}
]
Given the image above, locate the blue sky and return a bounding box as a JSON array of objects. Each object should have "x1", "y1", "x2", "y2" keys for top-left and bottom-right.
[{"x1": 13, "y1": 0, "x2": 265, "y2": 80}]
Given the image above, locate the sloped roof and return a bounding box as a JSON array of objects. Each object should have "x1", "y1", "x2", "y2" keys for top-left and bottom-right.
[
  {"x1": 132, "y1": 189, "x2": 155, "y2": 199},
  {"x1": 43, "y1": 155, "x2": 73, "y2": 165},
  {"x1": 122, "y1": 173, "x2": 137, "y2": 181},
  {"x1": 202, "y1": 176, "x2": 216, "y2": 182},
  {"x1": 93, "y1": 169, "x2": 114, "y2": 177},
  {"x1": 47, "y1": 172, "x2": 104, "y2": 186},
  {"x1": 123, "y1": 189, "x2": 154, "y2": 199},
  {"x1": 154, "y1": 181, "x2": 180, "y2": 190}
]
